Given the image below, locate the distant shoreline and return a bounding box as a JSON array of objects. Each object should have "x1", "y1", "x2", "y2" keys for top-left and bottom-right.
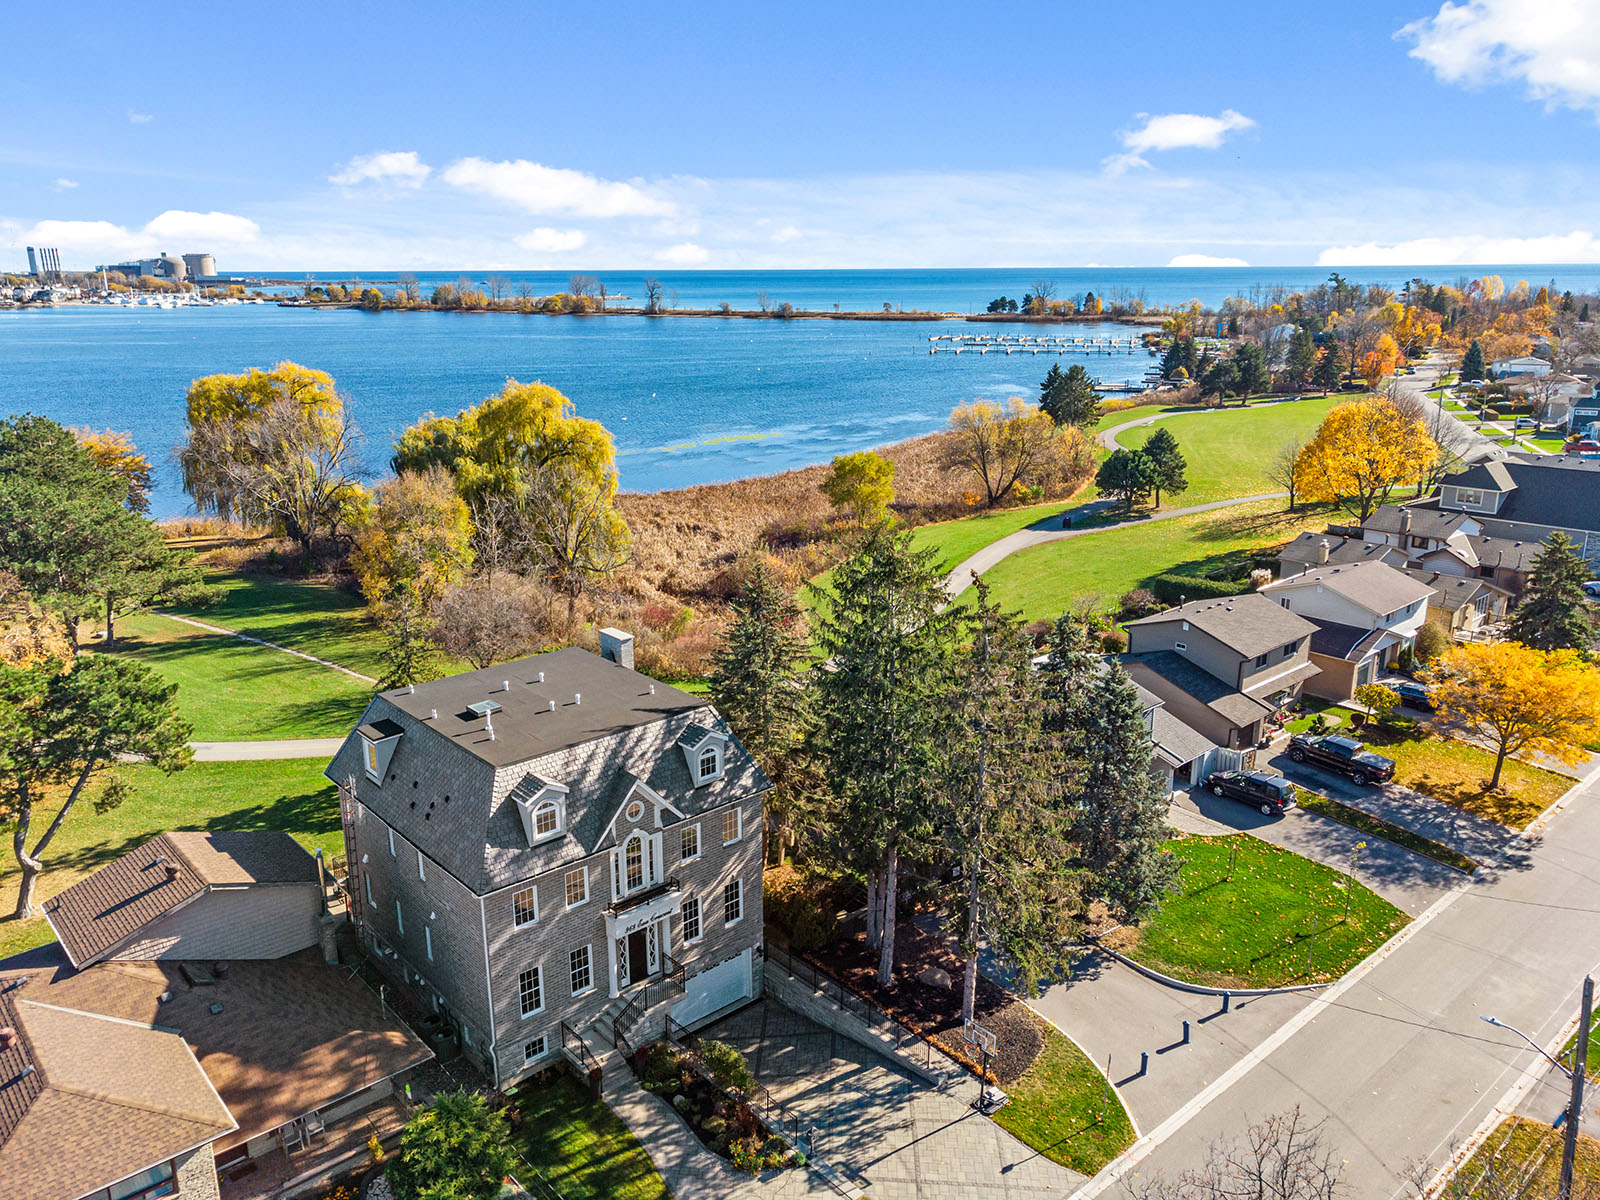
[{"x1": 279, "y1": 300, "x2": 1162, "y2": 325}]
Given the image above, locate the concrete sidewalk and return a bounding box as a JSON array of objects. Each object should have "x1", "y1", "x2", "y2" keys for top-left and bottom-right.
[{"x1": 189, "y1": 738, "x2": 347, "y2": 761}]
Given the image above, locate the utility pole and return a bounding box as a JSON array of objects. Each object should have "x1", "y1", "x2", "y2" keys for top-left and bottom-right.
[{"x1": 1560, "y1": 974, "x2": 1594, "y2": 1200}]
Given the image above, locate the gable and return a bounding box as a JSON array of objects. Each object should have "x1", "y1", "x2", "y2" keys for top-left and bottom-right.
[{"x1": 596, "y1": 775, "x2": 685, "y2": 852}]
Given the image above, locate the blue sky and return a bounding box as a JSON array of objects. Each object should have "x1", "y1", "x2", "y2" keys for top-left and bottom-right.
[{"x1": 4, "y1": 0, "x2": 1599, "y2": 271}]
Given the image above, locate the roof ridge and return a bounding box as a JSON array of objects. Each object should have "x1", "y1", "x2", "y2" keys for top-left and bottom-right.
[{"x1": 32, "y1": 1077, "x2": 235, "y2": 1132}]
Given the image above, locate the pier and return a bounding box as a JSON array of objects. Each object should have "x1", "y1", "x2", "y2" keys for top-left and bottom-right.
[{"x1": 926, "y1": 333, "x2": 1153, "y2": 356}]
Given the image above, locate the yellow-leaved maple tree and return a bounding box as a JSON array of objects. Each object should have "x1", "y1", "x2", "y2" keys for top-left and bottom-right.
[
  {"x1": 1427, "y1": 642, "x2": 1600, "y2": 789},
  {"x1": 1293, "y1": 397, "x2": 1436, "y2": 522}
]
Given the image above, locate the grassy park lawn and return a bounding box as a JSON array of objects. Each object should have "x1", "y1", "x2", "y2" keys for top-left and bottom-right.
[
  {"x1": 510, "y1": 1072, "x2": 669, "y2": 1200},
  {"x1": 1101, "y1": 835, "x2": 1409, "y2": 988},
  {"x1": 1447, "y1": 1118, "x2": 1600, "y2": 1198},
  {"x1": 909, "y1": 498, "x2": 1081, "y2": 572},
  {"x1": 992, "y1": 1016, "x2": 1137, "y2": 1176},
  {"x1": 102, "y1": 610, "x2": 372, "y2": 740},
  {"x1": 0, "y1": 758, "x2": 340, "y2": 960},
  {"x1": 1113, "y1": 393, "x2": 1351, "y2": 504},
  {"x1": 1359, "y1": 724, "x2": 1568, "y2": 828},
  {"x1": 972, "y1": 500, "x2": 1328, "y2": 619}
]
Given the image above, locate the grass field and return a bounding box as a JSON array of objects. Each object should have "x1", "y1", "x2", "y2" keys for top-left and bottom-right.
[
  {"x1": 971, "y1": 499, "x2": 1330, "y2": 619},
  {"x1": 1112, "y1": 393, "x2": 1353, "y2": 504},
  {"x1": 1360, "y1": 723, "x2": 1569, "y2": 828},
  {"x1": 511, "y1": 1072, "x2": 669, "y2": 1200},
  {"x1": 0, "y1": 758, "x2": 340, "y2": 960},
  {"x1": 1294, "y1": 789, "x2": 1478, "y2": 874},
  {"x1": 102, "y1": 611, "x2": 373, "y2": 740},
  {"x1": 992, "y1": 1016, "x2": 1137, "y2": 1176},
  {"x1": 1102, "y1": 835, "x2": 1410, "y2": 988},
  {"x1": 1446, "y1": 1118, "x2": 1600, "y2": 1198}
]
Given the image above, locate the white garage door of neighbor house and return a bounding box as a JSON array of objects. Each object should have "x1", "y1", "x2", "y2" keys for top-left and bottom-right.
[{"x1": 672, "y1": 948, "x2": 752, "y2": 1027}]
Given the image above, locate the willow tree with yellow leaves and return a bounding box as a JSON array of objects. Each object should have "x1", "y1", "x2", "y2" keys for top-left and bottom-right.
[
  {"x1": 1293, "y1": 397, "x2": 1437, "y2": 522},
  {"x1": 179, "y1": 361, "x2": 364, "y2": 555},
  {"x1": 391, "y1": 380, "x2": 630, "y2": 615},
  {"x1": 1426, "y1": 642, "x2": 1600, "y2": 790}
]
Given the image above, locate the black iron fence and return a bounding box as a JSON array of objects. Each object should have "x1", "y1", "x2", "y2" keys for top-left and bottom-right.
[
  {"x1": 560, "y1": 1021, "x2": 602, "y2": 1089},
  {"x1": 763, "y1": 941, "x2": 944, "y2": 1073}
]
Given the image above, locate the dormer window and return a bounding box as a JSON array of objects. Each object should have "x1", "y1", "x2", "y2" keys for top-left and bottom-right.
[
  {"x1": 512, "y1": 776, "x2": 569, "y2": 847},
  {"x1": 356, "y1": 718, "x2": 404, "y2": 783},
  {"x1": 698, "y1": 746, "x2": 720, "y2": 782},
  {"x1": 678, "y1": 727, "x2": 730, "y2": 787}
]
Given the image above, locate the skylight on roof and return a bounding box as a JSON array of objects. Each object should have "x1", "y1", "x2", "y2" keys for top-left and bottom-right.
[{"x1": 467, "y1": 699, "x2": 503, "y2": 717}]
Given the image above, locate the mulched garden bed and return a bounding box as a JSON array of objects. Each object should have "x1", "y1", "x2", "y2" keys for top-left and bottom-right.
[
  {"x1": 801, "y1": 916, "x2": 1045, "y2": 1085},
  {"x1": 635, "y1": 1042, "x2": 791, "y2": 1176}
]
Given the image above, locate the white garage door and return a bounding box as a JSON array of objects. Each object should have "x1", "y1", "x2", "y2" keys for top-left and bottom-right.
[{"x1": 672, "y1": 948, "x2": 752, "y2": 1027}]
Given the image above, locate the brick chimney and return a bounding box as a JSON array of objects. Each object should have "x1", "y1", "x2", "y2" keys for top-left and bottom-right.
[{"x1": 598, "y1": 627, "x2": 635, "y2": 670}]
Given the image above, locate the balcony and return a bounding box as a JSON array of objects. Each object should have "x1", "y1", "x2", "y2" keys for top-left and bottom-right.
[{"x1": 607, "y1": 875, "x2": 681, "y2": 914}]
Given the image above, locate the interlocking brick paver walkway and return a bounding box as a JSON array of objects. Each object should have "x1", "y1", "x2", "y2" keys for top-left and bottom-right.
[{"x1": 703, "y1": 1001, "x2": 1086, "y2": 1200}]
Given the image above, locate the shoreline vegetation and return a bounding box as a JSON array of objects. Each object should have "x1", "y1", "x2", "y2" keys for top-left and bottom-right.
[{"x1": 278, "y1": 298, "x2": 1162, "y2": 324}]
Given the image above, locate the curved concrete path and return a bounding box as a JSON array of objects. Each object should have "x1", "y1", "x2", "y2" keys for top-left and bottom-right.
[
  {"x1": 942, "y1": 493, "x2": 1287, "y2": 601},
  {"x1": 189, "y1": 738, "x2": 346, "y2": 762},
  {"x1": 1095, "y1": 395, "x2": 1309, "y2": 452}
]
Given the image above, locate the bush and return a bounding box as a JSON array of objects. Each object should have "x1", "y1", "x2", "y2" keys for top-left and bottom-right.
[
  {"x1": 1395, "y1": 646, "x2": 1414, "y2": 674},
  {"x1": 698, "y1": 1040, "x2": 756, "y2": 1096},
  {"x1": 388, "y1": 1092, "x2": 513, "y2": 1200},
  {"x1": 1248, "y1": 567, "x2": 1273, "y2": 591},
  {"x1": 1119, "y1": 588, "x2": 1164, "y2": 619},
  {"x1": 763, "y1": 868, "x2": 839, "y2": 953},
  {"x1": 1149, "y1": 573, "x2": 1249, "y2": 605},
  {"x1": 1100, "y1": 627, "x2": 1129, "y2": 653},
  {"x1": 1414, "y1": 621, "x2": 1450, "y2": 664},
  {"x1": 673, "y1": 1093, "x2": 693, "y2": 1114}
]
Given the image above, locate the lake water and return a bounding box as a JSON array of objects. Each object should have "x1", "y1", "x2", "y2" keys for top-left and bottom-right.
[
  {"x1": 7, "y1": 263, "x2": 1600, "y2": 519},
  {"x1": 0, "y1": 305, "x2": 1157, "y2": 518}
]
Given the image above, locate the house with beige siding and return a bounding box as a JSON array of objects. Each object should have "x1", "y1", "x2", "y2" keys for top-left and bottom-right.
[{"x1": 326, "y1": 632, "x2": 771, "y2": 1088}]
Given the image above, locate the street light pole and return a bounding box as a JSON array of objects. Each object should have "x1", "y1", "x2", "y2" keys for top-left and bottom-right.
[{"x1": 1560, "y1": 975, "x2": 1594, "y2": 1200}]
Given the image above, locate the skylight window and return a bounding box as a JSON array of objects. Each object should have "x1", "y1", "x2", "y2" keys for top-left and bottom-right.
[{"x1": 467, "y1": 699, "x2": 503, "y2": 718}]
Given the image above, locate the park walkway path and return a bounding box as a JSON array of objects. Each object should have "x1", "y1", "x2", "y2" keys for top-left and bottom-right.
[
  {"x1": 156, "y1": 611, "x2": 379, "y2": 683},
  {"x1": 941, "y1": 493, "x2": 1287, "y2": 602}
]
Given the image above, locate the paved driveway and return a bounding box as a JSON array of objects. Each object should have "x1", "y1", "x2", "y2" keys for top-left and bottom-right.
[
  {"x1": 1170, "y1": 788, "x2": 1461, "y2": 916},
  {"x1": 1265, "y1": 749, "x2": 1519, "y2": 862},
  {"x1": 703, "y1": 1001, "x2": 1085, "y2": 1200}
]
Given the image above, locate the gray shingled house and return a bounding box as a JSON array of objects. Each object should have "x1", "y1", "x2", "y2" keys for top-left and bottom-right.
[{"x1": 326, "y1": 632, "x2": 772, "y2": 1088}]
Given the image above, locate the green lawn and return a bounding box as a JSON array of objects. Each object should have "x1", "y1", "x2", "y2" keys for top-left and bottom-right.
[
  {"x1": 1113, "y1": 393, "x2": 1353, "y2": 504},
  {"x1": 163, "y1": 570, "x2": 385, "y2": 677},
  {"x1": 101, "y1": 611, "x2": 373, "y2": 740},
  {"x1": 1101, "y1": 835, "x2": 1410, "y2": 987},
  {"x1": 509, "y1": 1072, "x2": 669, "y2": 1200},
  {"x1": 909, "y1": 499, "x2": 1078, "y2": 573},
  {"x1": 992, "y1": 1016, "x2": 1137, "y2": 1177},
  {"x1": 1528, "y1": 435, "x2": 1569, "y2": 453},
  {"x1": 972, "y1": 499, "x2": 1331, "y2": 619},
  {"x1": 1359, "y1": 723, "x2": 1569, "y2": 828},
  {"x1": 1447, "y1": 1119, "x2": 1600, "y2": 1198},
  {"x1": 0, "y1": 758, "x2": 340, "y2": 959},
  {"x1": 1294, "y1": 790, "x2": 1477, "y2": 874}
]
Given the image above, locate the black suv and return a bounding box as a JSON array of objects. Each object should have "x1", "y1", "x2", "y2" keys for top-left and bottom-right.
[
  {"x1": 1204, "y1": 770, "x2": 1297, "y2": 815},
  {"x1": 1287, "y1": 733, "x2": 1397, "y2": 785}
]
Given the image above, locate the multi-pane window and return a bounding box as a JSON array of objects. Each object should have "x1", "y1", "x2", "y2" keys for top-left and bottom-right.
[
  {"x1": 570, "y1": 945, "x2": 593, "y2": 995},
  {"x1": 681, "y1": 824, "x2": 701, "y2": 862},
  {"x1": 565, "y1": 867, "x2": 588, "y2": 908},
  {"x1": 513, "y1": 886, "x2": 538, "y2": 928},
  {"x1": 1254, "y1": 653, "x2": 1269, "y2": 669},
  {"x1": 698, "y1": 746, "x2": 719, "y2": 780},
  {"x1": 519, "y1": 967, "x2": 544, "y2": 1017},
  {"x1": 722, "y1": 808, "x2": 742, "y2": 845},
  {"x1": 625, "y1": 835, "x2": 645, "y2": 891},
  {"x1": 682, "y1": 896, "x2": 702, "y2": 942},
  {"x1": 523, "y1": 1034, "x2": 547, "y2": 1064},
  {"x1": 533, "y1": 800, "x2": 561, "y2": 838},
  {"x1": 724, "y1": 878, "x2": 743, "y2": 925}
]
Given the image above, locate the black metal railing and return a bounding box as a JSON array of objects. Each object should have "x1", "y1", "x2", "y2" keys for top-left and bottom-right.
[
  {"x1": 606, "y1": 876, "x2": 681, "y2": 914},
  {"x1": 661, "y1": 1015, "x2": 805, "y2": 1150},
  {"x1": 763, "y1": 940, "x2": 941, "y2": 1073},
  {"x1": 560, "y1": 1021, "x2": 602, "y2": 1081},
  {"x1": 659, "y1": 950, "x2": 686, "y2": 992}
]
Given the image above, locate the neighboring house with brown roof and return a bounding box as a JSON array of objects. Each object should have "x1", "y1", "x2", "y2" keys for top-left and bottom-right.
[
  {"x1": 0, "y1": 978, "x2": 235, "y2": 1200},
  {"x1": 1258, "y1": 563, "x2": 1436, "y2": 699},
  {"x1": 326, "y1": 633, "x2": 772, "y2": 1089},
  {"x1": 1122, "y1": 595, "x2": 1320, "y2": 748},
  {"x1": 43, "y1": 832, "x2": 324, "y2": 969},
  {"x1": 1400, "y1": 568, "x2": 1513, "y2": 636}
]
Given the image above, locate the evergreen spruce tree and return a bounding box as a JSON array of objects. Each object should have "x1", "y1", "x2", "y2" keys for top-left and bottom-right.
[
  {"x1": 1461, "y1": 339, "x2": 1487, "y2": 383},
  {"x1": 945, "y1": 580, "x2": 1083, "y2": 1021},
  {"x1": 1507, "y1": 532, "x2": 1593, "y2": 651},
  {"x1": 1068, "y1": 665, "x2": 1178, "y2": 919},
  {"x1": 1040, "y1": 611, "x2": 1100, "y2": 737},
  {"x1": 1233, "y1": 343, "x2": 1270, "y2": 398},
  {"x1": 1096, "y1": 448, "x2": 1157, "y2": 512},
  {"x1": 1160, "y1": 337, "x2": 1197, "y2": 381},
  {"x1": 1041, "y1": 363, "x2": 1101, "y2": 427},
  {"x1": 1312, "y1": 344, "x2": 1343, "y2": 394},
  {"x1": 1039, "y1": 362, "x2": 1068, "y2": 421},
  {"x1": 709, "y1": 559, "x2": 812, "y2": 861},
  {"x1": 809, "y1": 525, "x2": 959, "y2": 987},
  {"x1": 1143, "y1": 427, "x2": 1189, "y2": 508},
  {"x1": 1285, "y1": 327, "x2": 1318, "y2": 389}
]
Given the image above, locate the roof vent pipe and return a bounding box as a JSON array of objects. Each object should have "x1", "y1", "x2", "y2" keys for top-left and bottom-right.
[
  {"x1": 408, "y1": 684, "x2": 415, "y2": 694},
  {"x1": 429, "y1": 709, "x2": 437, "y2": 720},
  {"x1": 547, "y1": 700, "x2": 556, "y2": 712},
  {"x1": 502, "y1": 680, "x2": 509, "y2": 692},
  {"x1": 538, "y1": 671, "x2": 545, "y2": 684},
  {"x1": 574, "y1": 693, "x2": 582, "y2": 706},
  {"x1": 484, "y1": 711, "x2": 494, "y2": 735},
  {"x1": 648, "y1": 684, "x2": 655, "y2": 695}
]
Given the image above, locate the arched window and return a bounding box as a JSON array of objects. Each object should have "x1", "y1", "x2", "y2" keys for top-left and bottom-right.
[
  {"x1": 698, "y1": 746, "x2": 720, "y2": 781},
  {"x1": 533, "y1": 800, "x2": 561, "y2": 839},
  {"x1": 624, "y1": 834, "x2": 645, "y2": 892}
]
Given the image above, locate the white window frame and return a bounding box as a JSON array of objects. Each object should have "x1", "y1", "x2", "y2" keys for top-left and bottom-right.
[
  {"x1": 388, "y1": 827, "x2": 396, "y2": 858},
  {"x1": 1456, "y1": 487, "x2": 1485, "y2": 508},
  {"x1": 570, "y1": 944, "x2": 594, "y2": 996},
  {"x1": 532, "y1": 799, "x2": 563, "y2": 840},
  {"x1": 681, "y1": 895, "x2": 703, "y2": 943},
  {"x1": 519, "y1": 966, "x2": 544, "y2": 1018},
  {"x1": 724, "y1": 878, "x2": 743, "y2": 926},
  {"x1": 698, "y1": 745, "x2": 721, "y2": 782},
  {"x1": 363, "y1": 873, "x2": 373, "y2": 906},
  {"x1": 395, "y1": 899, "x2": 404, "y2": 937},
  {"x1": 417, "y1": 851, "x2": 426, "y2": 882},
  {"x1": 424, "y1": 925, "x2": 434, "y2": 962},
  {"x1": 564, "y1": 866, "x2": 589, "y2": 909},
  {"x1": 680, "y1": 823, "x2": 701, "y2": 863},
  {"x1": 613, "y1": 831, "x2": 661, "y2": 899},
  {"x1": 523, "y1": 1034, "x2": 547, "y2": 1064},
  {"x1": 364, "y1": 740, "x2": 380, "y2": 779},
  {"x1": 512, "y1": 885, "x2": 538, "y2": 929},
  {"x1": 1174, "y1": 641, "x2": 1188, "y2": 652},
  {"x1": 722, "y1": 808, "x2": 743, "y2": 846}
]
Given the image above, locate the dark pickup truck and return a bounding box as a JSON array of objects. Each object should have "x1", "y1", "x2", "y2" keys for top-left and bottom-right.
[
  {"x1": 1204, "y1": 769, "x2": 1297, "y2": 815},
  {"x1": 1287, "y1": 733, "x2": 1396, "y2": 785}
]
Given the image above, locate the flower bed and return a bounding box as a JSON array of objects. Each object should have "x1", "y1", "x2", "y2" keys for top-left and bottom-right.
[{"x1": 635, "y1": 1041, "x2": 791, "y2": 1175}]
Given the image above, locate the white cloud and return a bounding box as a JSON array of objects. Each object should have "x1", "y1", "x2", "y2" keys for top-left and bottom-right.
[
  {"x1": 514, "y1": 227, "x2": 587, "y2": 253},
  {"x1": 1167, "y1": 253, "x2": 1250, "y2": 267},
  {"x1": 1317, "y1": 229, "x2": 1600, "y2": 265},
  {"x1": 54, "y1": 178, "x2": 78, "y2": 190},
  {"x1": 127, "y1": 110, "x2": 153, "y2": 124},
  {"x1": 330, "y1": 150, "x2": 432, "y2": 188},
  {"x1": 1105, "y1": 109, "x2": 1255, "y2": 173},
  {"x1": 1398, "y1": 1, "x2": 1600, "y2": 117},
  {"x1": 7, "y1": 210, "x2": 259, "y2": 261},
  {"x1": 143, "y1": 210, "x2": 260, "y2": 245},
  {"x1": 442, "y1": 157, "x2": 670, "y2": 218},
  {"x1": 770, "y1": 224, "x2": 802, "y2": 244},
  {"x1": 655, "y1": 241, "x2": 709, "y2": 264}
]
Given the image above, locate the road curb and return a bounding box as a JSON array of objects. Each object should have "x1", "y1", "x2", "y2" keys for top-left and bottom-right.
[{"x1": 1085, "y1": 938, "x2": 1330, "y2": 998}]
